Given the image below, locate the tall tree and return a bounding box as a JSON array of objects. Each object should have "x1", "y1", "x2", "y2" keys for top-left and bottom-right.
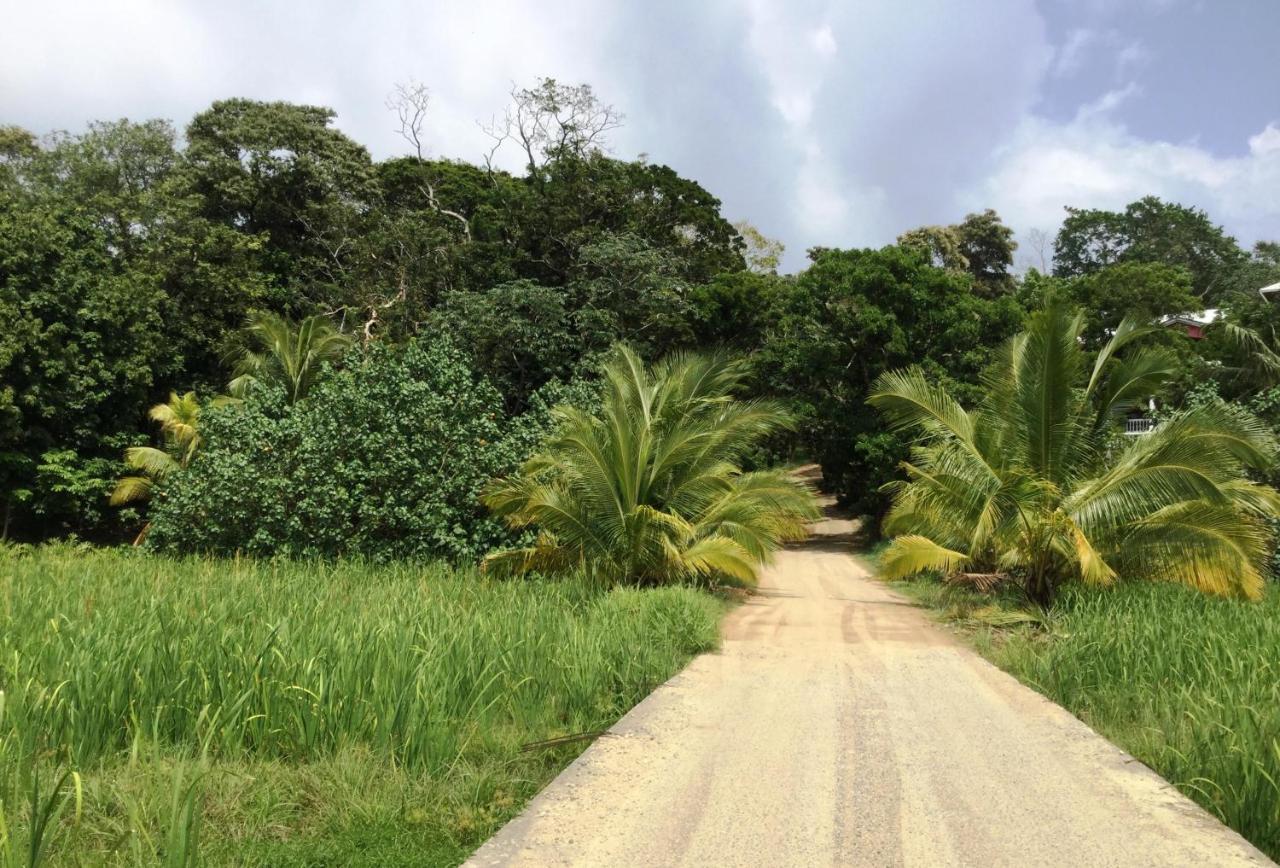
[
  {"x1": 757, "y1": 244, "x2": 1025, "y2": 513},
  {"x1": 1053, "y1": 196, "x2": 1245, "y2": 300},
  {"x1": 1068, "y1": 261, "x2": 1199, "y2": 348},
  {"x1": 898, "y1": 209, "x2": 1017, "y2": 297},
  {"x1": 183, "y1": 99, "x2": 377, "y2": 311}
]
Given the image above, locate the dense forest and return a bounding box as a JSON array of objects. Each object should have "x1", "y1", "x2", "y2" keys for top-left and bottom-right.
[{"x1": 3, "y1": 78, "x2": 1279, "y2": 555}]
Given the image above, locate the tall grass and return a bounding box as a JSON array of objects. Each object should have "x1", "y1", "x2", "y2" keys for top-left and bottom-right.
[
  {"x1": 897, "y1": 576, "x2": 1280, "y2": 860},
  {"x1": 0, "y1": 544, "x2": 722, "y2": 864}
]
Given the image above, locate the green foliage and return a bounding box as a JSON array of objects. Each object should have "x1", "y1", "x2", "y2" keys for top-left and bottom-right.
[
  {"x1": 225, "y1": 310, "x2": 354, "y2": 403},
  {"x1": 897, "y1": 208, "x2": 1018, "y2": 297},
  {"x1": 2, "y1": 90, "x2": 748, "y2": 542},
  {"x1": 149, "y1": 340, "x2": 535, "y2": 561},
  {"x1": 110, "y1": 391, "x2": 204, "y2": 508},
  {"x1": 688, "y1": 270, "x2": 787, "y2": 349},
  {"x1": 484, "y1": 347, "x2": 819, "y2": 586},
  {"x1": 183, "y1": 98, "x2": 377, "y2": 311},
  {"x1": 732, "y1": 220, "x2": 784, "y2": 274},
  {"x1": 431, "y1": 280, "x2": 578, "y2": 410},
  {"x1": 1053, "y1": 196, "x2": 1246, "y2": 300},
  {"x1": 568, "y1": 232, "x2": 699, "y2": 357},
  {"x1": 0, "y1": 545, "x2": 721, "y2": 863},
  {"x1": 871, "y1": 296, "x2": 1280, "y2": 603},
  {"x1": 1067, "y1": 261, "x2": 1199, "y2": 347},
  {"x1": 32, "y1": 450, "x2": 118, "y2": 536},
  {"x1": 756, "y1": 244, "x2": 1025, "y2": 514},
  {"x1": 0, "y1": 119, "x2": 267, "y2": 538}
]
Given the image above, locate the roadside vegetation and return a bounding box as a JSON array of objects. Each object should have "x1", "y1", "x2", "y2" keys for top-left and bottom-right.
[
  {"x1": 0, "y1": 546, "x2": 721, "y2": 864},
  {"x1": 484, "y1": 347, "x2": 817, "y2": 586},
  {"x1": 870, "y1": 297, "x2": 1280, "y2": 604}
]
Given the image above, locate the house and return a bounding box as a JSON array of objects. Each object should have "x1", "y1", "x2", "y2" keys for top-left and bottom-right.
[
  {"x1": 1159, "y1": 308, "x2": 1220, "y2": 340},
  {"x1": 1259, "y1": 280, "x2": 1280, "y2": 302}
]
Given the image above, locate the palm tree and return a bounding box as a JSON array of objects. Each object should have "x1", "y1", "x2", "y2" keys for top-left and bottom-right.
[
  {"x1": 868, "y1": 296, "x2": 1280, "y2": 604},
  {"x1": 225, "y1": 311, "x2": 353, "y2": 404},
  {"x1": 111, "y1": 391, "x2": 203, "y2": 507},
  {"x1": 482, "y1": 346, "x2": 819, "y2": 586}
]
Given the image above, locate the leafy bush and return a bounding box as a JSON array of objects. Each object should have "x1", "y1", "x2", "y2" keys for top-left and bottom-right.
[{"x1": 148, "y1": 340, "x2": 539, "y2": 561}]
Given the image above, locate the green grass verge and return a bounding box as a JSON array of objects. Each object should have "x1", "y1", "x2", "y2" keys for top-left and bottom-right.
[
  {"x1": 888, "y1": 574, "x2": 1280, "y2": 860},
  {"x1": 0, "y1": 544, "x2": 724, "y2": 865}
]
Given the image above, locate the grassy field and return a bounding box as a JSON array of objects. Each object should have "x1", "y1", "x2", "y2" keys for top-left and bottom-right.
[
  {"x1": 890, "y1": 574, "x2": 1280, "y2": 860},
  {"x1": 0, "y1": 544, "x2": 722, "y2": 865}
]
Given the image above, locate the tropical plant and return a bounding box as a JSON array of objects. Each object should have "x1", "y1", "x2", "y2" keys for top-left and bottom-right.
[
  {"x1": 868, "y1": 296, "x2": 1280, "y2": 604},
  {"x1": 110, "y1": 391, "x2": 203, "y2": 507},
  {"x1": 225, "y1": 311, "x2": 353, "y2": 404},
  {"x1": 482, "y1": 346, "x2": 819, "y2": 586},
  {"x1": 148, "y1": 340, "x2": 539, "y2": 562}
]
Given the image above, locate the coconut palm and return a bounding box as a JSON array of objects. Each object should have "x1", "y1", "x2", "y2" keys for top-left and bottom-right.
[
  {"x1": 482, "y1": 346, "x2": 819, "y2": 586},
  {"x1": 225, "y1": 311, "x2": 353, "y2": 404},
  {"x1": 110, "y1": 391, "x2": 203, "y2": 507},
  {"x1": 869, "y1": 296, "x2": 1280, "y2": 604}
]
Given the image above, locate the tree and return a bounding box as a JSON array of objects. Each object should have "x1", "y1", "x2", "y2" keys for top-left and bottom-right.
[
  {"x1": 689, "y1": 270, "x2": 787, "y2": 349},
  {"x1": 483, "y1": 78, "x2": 624, "y2": 178},
  {"x1": 482, "y1": 346, "x2": 818, "y2": 586},
  {"x1": 430, "y1": 280, "x2": 577, "y2": 410},
  {"x1": 483, "y1": 79, "x2": 743, "y2": 286},
  {"x1": 734, "y1": 220, "x2": 785, "y2": 274},
  {"x1": 568, "y1": 232, "x2": 698, "y2": 357},
  {"x1": 111, "y1": 391, "x2": 203, "y2": 507},
  {"x1": 756, "y1": 245, "x2": 1025, "y2": 514},
  {"x1": 225, "y1": 311, "x2": 354, "y2": 404},
  {"x1": 898, "y1": 209, "x2": 1017, "y2": 297},
  {"x1": 1053, "y1": 196, "x2": 1245, "y2": 300},
  {"x1": 183, "y1": 99, "x2": 377, "y2": 311},
  {"x1": 869, "y1": 296, "x2": 1279, "y2": 604},
  {"x1": 0, "y1": 121, "x2": 187, "y2": 535},
  {"x1": 1067, "y1": 261, "x2": 1199, "y2": 347}
]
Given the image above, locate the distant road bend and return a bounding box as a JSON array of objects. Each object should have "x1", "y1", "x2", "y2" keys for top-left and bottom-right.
[{"x1": 468, "y1": 502, "x2": 1272, "y2": 867}]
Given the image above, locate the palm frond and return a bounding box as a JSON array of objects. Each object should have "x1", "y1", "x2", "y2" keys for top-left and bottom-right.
[
  {"x1": 109, "y1": 475, "x2": 154, "y2": 506},
  {"x1": 879, "y1": 535, "x2": 970, "y2": 580},
  {"x1": 870, "y1": 297, "x2": 1280, "y2": 603},
  {"x1": 481, "y1": 347, "x2": 818, "y2": 586}
]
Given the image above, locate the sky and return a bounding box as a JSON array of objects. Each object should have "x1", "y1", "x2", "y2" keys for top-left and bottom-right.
[{"x1": 2, "y1": 0, "x2": 1278, "y2": 271}]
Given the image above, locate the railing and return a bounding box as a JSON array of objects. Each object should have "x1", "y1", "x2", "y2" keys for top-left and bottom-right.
[{"x1": 1124, "y1": 418, "x2": 1157, "y2": 436}]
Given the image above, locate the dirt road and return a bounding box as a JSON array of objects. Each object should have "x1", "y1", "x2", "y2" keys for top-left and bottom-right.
[{"x1": 467, "y1": 510, "x2": 1272, "y2": 867}]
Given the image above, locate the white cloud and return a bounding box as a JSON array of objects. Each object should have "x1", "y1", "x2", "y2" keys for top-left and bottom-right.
[{"x1": 971, "y1": 113, "x2": 1280, "y2": 259}]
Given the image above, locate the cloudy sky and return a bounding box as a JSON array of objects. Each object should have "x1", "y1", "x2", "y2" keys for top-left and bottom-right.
[{"x1": 3, "y1": 0, "x2": 1278, "y2": 270}]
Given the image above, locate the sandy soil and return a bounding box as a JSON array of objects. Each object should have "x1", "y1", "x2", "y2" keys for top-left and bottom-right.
[{"x1": 466, "y1": 509, "x2": 1273, "y2": 867}]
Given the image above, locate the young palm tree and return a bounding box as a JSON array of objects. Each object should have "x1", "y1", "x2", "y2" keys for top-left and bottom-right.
[
  {"x1": 869, "y1": 296, "x2": 1280, "y2": 604},
  {"x1": 483, "y1": 346, "x2": 819, "y2": 586},
  {"x1": 225, "y1": 311, "x2": 353, "y2": 404},
  {"x1": 110, "y1": 391, "x2": 203, "y2": 507}
]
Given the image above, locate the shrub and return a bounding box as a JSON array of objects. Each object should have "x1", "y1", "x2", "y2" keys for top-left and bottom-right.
[{"x1": 148, "y1": 340, "x2": 535, "y2": 561}]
